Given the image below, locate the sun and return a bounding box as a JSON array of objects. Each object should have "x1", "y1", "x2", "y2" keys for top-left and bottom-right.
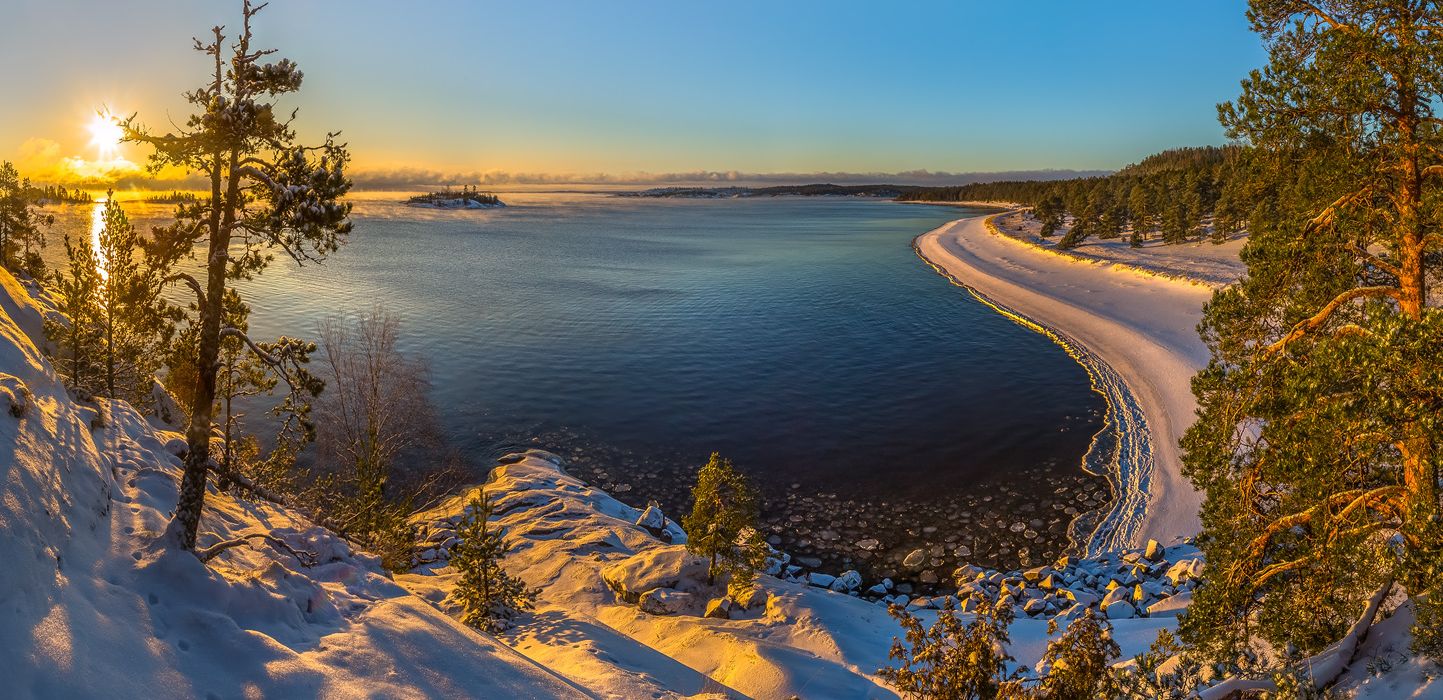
[{"x1": 88, "y1": 112, "x2": 123, "y2": 159}]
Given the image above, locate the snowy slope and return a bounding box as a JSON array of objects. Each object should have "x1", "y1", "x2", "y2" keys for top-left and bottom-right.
[
  {"x1": 400, "y1": 453, "x2": 1184, "y2": 699},
  {"x1": 0, "y1": 266, "x2": 585, "y2": 699}
]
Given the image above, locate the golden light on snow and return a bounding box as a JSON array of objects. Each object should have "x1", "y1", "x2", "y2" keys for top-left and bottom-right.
[{"x1": 87, "y1": 112, "x2": 123, "y2": 160}]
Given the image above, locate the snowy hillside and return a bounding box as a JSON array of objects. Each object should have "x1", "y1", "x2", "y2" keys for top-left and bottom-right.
[{"x1": 0, "y1": 266, "x2": 583, "y2": 699}]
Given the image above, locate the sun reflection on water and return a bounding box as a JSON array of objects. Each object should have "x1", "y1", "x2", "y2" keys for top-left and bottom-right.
[{"x1": 88, "y1": 200, "x2": 109, "y2": 282}]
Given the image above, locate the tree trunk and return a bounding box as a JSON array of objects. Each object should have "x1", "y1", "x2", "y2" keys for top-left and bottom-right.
[{"x1": 169, "y1": 142, "x2": 237, "y2": 550}]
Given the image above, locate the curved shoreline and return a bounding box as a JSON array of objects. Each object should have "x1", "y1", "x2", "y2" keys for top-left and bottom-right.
[{"x1": 914, "y1": 212, "x2": 1210, "y2": 549}]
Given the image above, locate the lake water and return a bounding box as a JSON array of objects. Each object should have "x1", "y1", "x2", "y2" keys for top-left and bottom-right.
[{"x1": 42, "y1": 192, "x2": 1109, "y2": 576}]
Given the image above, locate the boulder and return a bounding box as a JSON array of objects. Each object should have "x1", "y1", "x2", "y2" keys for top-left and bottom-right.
[
  {"x1": 831, "y1": 570, "x2": 863, "y2": 592},
  {"x1": 639, "y1": 588, "x2": 693, "y2": 616},
  {"x1": 902, "y1": 548, "x2": 927, "y2": 570},
  {"x1": 1146, "y1": 591, "x2": 1193, "y2": 617},
  {"x1": 1164, "y1": 558, "x2": 1205, "y2": 586},
  {"x1": 807, "y1": 572, "x2": 837, "y2": 589},
  {"x1": 735, "y1": 587, "x2": 768, "y2": 611},
  {"x1": 634, "y1": 503, "x2": 667, "y2": 537},
  {"x1": 1105, "y1": 599, "x2": 1136, "y2": 619},
  {"x1": 600, "y1": 546, "x2": 711, "y2": 604},
  {"x1": 1023, "y1": 598, "x2": 1049, "y2": 616},
  {"x1": 704, "y1": 597, "x2": 732, "y2": 620},
  {"x1": 1143, "y1": 539, "x2": 1164, "y2": 562}
]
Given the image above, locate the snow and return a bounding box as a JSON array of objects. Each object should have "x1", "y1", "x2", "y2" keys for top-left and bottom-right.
[
  {"x1": 915, "y1": 211, "x2": 1217, "y2": 548},
  {"x1": 0, "y1": 266, "x2": 585, "y2": 699},
  {"x1": 401, "y1": 452, "x2": 1194, "y2": 699}
]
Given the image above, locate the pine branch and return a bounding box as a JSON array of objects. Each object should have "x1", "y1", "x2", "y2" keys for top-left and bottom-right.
[{"x1": 1263, "y1": 286, "x2": 1401, "y2": 355}]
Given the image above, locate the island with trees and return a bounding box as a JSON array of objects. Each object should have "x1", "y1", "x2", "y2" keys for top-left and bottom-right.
[{"x1": 406, "y1": 185, "x2": 505, "y2": 209}]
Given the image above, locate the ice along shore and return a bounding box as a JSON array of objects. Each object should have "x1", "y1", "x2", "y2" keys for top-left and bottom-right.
[{"x1": 914, "y1": 212, "x2": 1218, "y2": 552}]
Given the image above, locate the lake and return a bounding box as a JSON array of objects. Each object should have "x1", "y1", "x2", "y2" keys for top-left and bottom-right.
[{"x1": 43, "y1": 192, "x2": 1109, "y2": 578}]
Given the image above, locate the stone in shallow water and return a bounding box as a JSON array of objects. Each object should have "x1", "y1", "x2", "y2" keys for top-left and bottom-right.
[{"x1": 902, "y1": 548, "x2": 927, "y2": 569}]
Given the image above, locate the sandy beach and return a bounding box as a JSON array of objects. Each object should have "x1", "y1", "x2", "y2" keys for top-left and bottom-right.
[{"x1": 916, "y1": 212, "x2": 1220, "y2": 549}]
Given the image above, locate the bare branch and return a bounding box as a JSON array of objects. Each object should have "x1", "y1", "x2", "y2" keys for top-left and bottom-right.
[
  {"x1": 197, "y1": 531, "x2": 317, "y2": 566},
  {"x1": 162, "y1": 272, "x2": 206, "y2": 308}
]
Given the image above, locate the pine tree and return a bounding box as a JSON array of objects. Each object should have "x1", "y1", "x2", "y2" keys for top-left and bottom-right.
[
  {"x1": 1033, "y1": 196, "x2": 1066, "y2": 237},
  {"x1": 682, "y1": 452, "x2": 767, "y2": 587},
  {"x1": 1183, "y1": 0, "x2": 1443, "y2": 663},
  {"x1": 0, "y1": 161, "x2": 53, "y2": 277},
  {"x1": 878, "y1": 592, "x2": 1024, "y2": 699},
  {"x1": 450, "y1": 492, "x2": 536, "y2": 633},
  {"x1": 92, "y1": 195, "x2": 173, "y2": 407},
  {"x1": 47, "y1": 233, "x2": 102, "y2": 392},
  {"x1": 121, "y1": 0, "x2": 353, "y2": 550},
  {"x1": 1033, "y1": 610, "x2": 1120, "y2": 700}
]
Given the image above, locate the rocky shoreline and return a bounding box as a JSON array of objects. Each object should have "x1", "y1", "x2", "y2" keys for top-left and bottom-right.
[{"x1": 491, "y1": 430, "x2": 1114, "y2": 596}]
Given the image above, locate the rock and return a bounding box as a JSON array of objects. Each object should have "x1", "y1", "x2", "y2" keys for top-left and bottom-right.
[
  {"x1": 600, "y1": 546, "x2": 711, "y2": 604},
  {"x1": 1105, "y1": 599, "x2": 1136, "y2": 619},
  {"x1": 866, "y1": 583, "x2": 888, "y2": 596},
  {"x1": 735, "y1": 587, "x2": 769, "y2": 611},
  {"x1": 1101, "y1": 586, "x2": 1130, "y2": 608},
  {"x1": 891, "y1": 595, "x2": 910, "y2": 608},
  {"x1": 832, "y1": 570, "x2": 863, "y2": 592},
  {"x1": 1146, "y1": 591, "x2": 1193, "y2": 617},
  {"x1": 1143, "y1": 539, "x2": 1164, "y2": 562},
  {"x1": 1023, "y1": 598, "x2": 1049, "y2": 616},
  {"x1": 856, "y1": 538, "x2": 880, "y2": 551},
  {"x1": 902, "y1": 548, "x2": 927, "y2": 570},
  {"x1": 808, "y1": 572, "x2": 837, "y2": 589},
  {"x1": 1165, "y1": 558, "x2": 1205, "y2": 586},
  {"x1": 704, "y1": 597, "x2": 732, "y2": 620},
  {"x1": 634, "y1": 502, "x2": 667, "y2": 538},
  {"x1": 639, "y1": 588, "x2": 692, "y2": 615},
  {"x1": 919, "y1": 570, "x2": 939, "y2": 585},
  {"x1": 881, "y1": 578, "x2": 895, "y2": 591}
]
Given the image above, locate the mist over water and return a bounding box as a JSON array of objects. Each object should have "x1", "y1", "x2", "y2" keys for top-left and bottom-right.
[{"x1": 44, "y1": 192, "x2": 1104, "y2": 502}]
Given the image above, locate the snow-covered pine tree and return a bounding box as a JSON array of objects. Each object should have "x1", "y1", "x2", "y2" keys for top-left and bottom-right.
[
  {"x1": 682, "y1": 452, "x2": 766, "y2": 587},
  {"x1": 1183, "y1": 0, "x2": 1443, "y2": 666},
  {"x1": 47, "y1": 233, "x2": 102, "y2": 392},
  {"x1": 1032, "y1": 609, "x2": 1120, "y2": 700},
  {"x1": 122, "y1": 0, "x2": 353, "y2": 550},
  {"x1": 878, "y1": 590, "x2": 1024, "y2": 699},
  {"x1": 450, "y1": 492, "x2": 536, "y2": 633}
]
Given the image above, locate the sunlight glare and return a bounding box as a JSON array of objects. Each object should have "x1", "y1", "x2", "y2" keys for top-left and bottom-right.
[{"x1": 88, "y1": 112, "x2": 123, "y2": 160}]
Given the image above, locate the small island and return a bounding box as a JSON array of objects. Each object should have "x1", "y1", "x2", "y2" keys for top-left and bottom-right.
[{"x1": 406, "y1": 185, "x2": 506, "y2": 209}]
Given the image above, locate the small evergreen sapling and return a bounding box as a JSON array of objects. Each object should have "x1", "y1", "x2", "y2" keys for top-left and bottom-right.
[
  {"x1": 1033, "y1": 608, "x2": 1120, "y2": 700},
  {"x1": 682, "y1": 452, "x2": 767, "y2": 587},
  {"x1": 450, "y1": 492, "x2": 536, "y2": 633},
  {"x1": 878, "y1": 591, "x2": 1025, "y2": 699}
]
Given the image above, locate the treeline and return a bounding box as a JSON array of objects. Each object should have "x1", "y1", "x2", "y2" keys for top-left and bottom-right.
[
  {"x1": 26, "y1": 184, "x2": 93, "y2": 204},
  {"x1": 144, "y1": 190, "x2": 199, "y2": 204},
  {"x1": 899, "y1": 146, "x2": 1250, "y2": 249}
]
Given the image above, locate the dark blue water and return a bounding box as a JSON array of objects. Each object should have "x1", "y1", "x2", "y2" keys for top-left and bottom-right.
[
  {"x1": 47, "y1": 193, "x2": 1105, "y2": 498},
  {"x1": 44, "y1": 192, "x2": 1110, "y2": 573}
]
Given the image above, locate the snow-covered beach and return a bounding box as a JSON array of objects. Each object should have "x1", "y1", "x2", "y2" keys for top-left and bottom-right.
[{"x1": 915, "y1": 211, "x2": 1222, "y2": 549}]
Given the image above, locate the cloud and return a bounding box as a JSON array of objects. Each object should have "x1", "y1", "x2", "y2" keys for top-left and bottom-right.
[{"x1": 347, "y1": 167, "x2": 1110, "y2": 190}]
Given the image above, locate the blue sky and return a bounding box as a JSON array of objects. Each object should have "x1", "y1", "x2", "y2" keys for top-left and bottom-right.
[{"x1": 1, "y1": 0, "x2": 1265, "y2": 184}]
